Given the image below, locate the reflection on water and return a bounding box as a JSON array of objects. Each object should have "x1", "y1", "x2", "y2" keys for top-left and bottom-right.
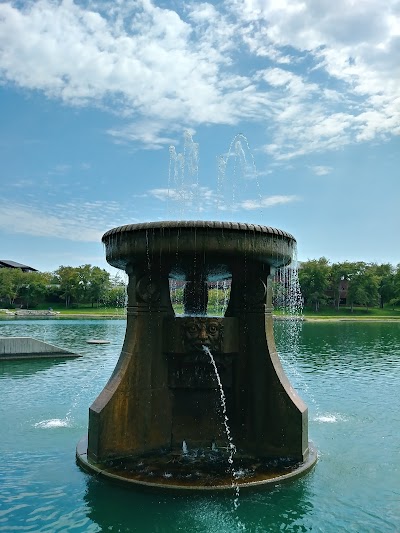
[
  {"x1": 1, "y1": 319, "x2": 400, "y2": 531},
  {"x1": 84, "y1": 474, "x2": 313, "y2": 532},
  {"x1": 0, "y1": 357, "x2": 70, "y2": 378}
]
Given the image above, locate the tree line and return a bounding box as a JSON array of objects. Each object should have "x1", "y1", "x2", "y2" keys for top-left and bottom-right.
[
  {"x1": 0, "y1": 265, "x2": 127, "y2": 309},
  {"x1": 297, "y1": 258, "x2": 400, "y2": 312},
  {"x1": 1, "y1": 259, "x2": 399, "y2": 312}
]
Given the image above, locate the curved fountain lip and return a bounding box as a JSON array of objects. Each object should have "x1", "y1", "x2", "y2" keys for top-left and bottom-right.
[
  {"x1": 76, "y1": 436, "x2": 317, "y2": 492},
  {"x1": 102, "y1": 220, "x2": 296, "y2": 273},
  {"x1": 102, "y1": 220, "x2": 296, "y2": 240}
]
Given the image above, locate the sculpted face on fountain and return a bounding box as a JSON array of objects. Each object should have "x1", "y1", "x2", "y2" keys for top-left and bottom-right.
[{"x1": 182, "y1": 317, "x2": 223, "y2": 353}]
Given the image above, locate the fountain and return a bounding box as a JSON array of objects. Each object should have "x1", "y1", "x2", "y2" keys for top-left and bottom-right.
[{"x1": 76, "y1": 220, "x2": 317, "y2": 490}]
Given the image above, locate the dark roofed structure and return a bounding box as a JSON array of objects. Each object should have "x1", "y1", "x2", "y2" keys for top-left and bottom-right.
[{"x1": 0, "y1": 260, "x2": 38, "y2": 272}]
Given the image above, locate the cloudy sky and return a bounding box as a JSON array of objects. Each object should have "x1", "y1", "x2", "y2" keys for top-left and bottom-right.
[{"x1": 1, "y1": 0, "x2": 399, "y2": 273}]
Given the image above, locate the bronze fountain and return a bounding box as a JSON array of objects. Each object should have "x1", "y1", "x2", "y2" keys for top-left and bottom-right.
[{"x1": 76, "y1": 221, "x2": 317, "y2": 490}]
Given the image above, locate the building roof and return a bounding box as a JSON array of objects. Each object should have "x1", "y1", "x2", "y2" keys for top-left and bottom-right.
[{"x1": 0, "y1": 260, "x2": 38, "y2": 272}]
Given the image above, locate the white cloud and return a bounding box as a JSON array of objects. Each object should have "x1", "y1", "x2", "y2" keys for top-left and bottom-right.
[
  {"x1": 107, "y1": 120, "x2": 177, "y2": 150},
  {"x1": 239, "y1": 195, "x2": 300, "y2": 210},
  {"x1": 148, "y1": 187, "x2": 299, "y2": 213},
  {"x1": 0, "y1": 0, "x2": 399, "y2": 157},
  {"x1": 149, "y1": 185, "x2": 217, "y2": 209},
  {"x1": 0, "y1": 199, "x2": 136, "y2": 242},
  {"x1": 0, "y1": 202, "x2": 101, "y2": 241},
  {"x1": 232, "y1": 0, "x2": 400, "y2": 157},
  {"x1": 311, "y1": 166, "x2": 333, "y2": 176}
]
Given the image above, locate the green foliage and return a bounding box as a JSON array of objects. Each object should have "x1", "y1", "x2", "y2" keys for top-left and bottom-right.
[
  {"x1": 389, "y1": 264, "x2": 400, "y2": 308},
  {"x1": 169, "y1": 285, "x2": 230, "y2": 315},
  {"x1": 330, "y1": 261, "x2": 357, "y2": 310},
  {"x1": 19, "y1": 271, "x2": 52, "y2": 308},
  {"x1": 298, "y1": 257, "x2": 330, "y2": 311},
  {"x1": 0, "y1": 265, "x2": 124, "y2": 309},
  {"x1": 207, "y1": 287, "x2": 230, "y2": 315},
  {"x1": 1, "y1": 259, "x2": 399, "y2": 315},
  {"x1": 0, "y1": 268, "x2": 29, "y2": 305},
  {"x1": 54, "y1": 266, "x2": 80, "y2": 307},
  {"x1": 54, "y1": 264, "x2": 112, "y2": 307},
  {"x1": 298, "y1": 259, "x2": 400, "y2": 313},
  {"x1": 103, "y1": 285, "x2": 127, "y2": 308},
  {"x1": 346, "y1": 262, "x2": 379, "y2": 311}
]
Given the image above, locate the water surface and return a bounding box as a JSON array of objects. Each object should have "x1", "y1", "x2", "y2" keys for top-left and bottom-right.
[{"x1": 0, "y1": 319, "x2": 399, "y2": 532}]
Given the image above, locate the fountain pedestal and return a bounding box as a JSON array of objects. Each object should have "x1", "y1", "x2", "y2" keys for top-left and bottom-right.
[{"x1": 77, "y1": 221, "x2": 316, "y2": 489}]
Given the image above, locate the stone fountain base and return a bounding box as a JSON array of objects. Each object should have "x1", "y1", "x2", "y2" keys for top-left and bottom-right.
[{"x1": 76, "y1": 436, "x2": 317, "y2": 491}]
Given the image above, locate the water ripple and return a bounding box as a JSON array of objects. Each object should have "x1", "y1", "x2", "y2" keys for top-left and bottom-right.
[{"x1": 1, "y1": 319, "x2": 399, "y2": 531}]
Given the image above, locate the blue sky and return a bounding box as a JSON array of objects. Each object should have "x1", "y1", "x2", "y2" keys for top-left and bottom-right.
[{"x1": 1, "y1": 0, "x2": 399, "y2": 274}]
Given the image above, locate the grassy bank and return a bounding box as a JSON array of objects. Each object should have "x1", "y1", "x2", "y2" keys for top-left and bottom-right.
[
  {"x1": 1, "y1": 303, "x2": 126, "y2": 318},
  {"x1": 2, "y1": 304, "x2": 400, "y2": 321},
  {"x1": 301, "y1": 306, "x2": 400, "y2": 321}
]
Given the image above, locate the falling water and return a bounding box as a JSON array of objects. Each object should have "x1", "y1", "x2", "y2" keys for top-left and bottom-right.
[
  {"x1": 169, "y1": 279, "x2": 231, "y2": 317},
  {"x1": 207, "y1": 280, "x2": 231, "y2": 317},
  {"x1": 274, "y1": 243, "x2": 303, "y2": 351},
  {"x1": 202, "y1": 345, "x2": 240, "y2": 509},
  {"x1": 182, "y1": 440, "x2": 189, "y2": 456},
  {"x1": 169, "y1": 279, "x2": 186, "y2": 315},
  {"x1": 168, "y1": 130, "x2": 199, "y2": 218},
  {"x1": 168, "y1": 131, "x2": 263, "y2": 221},
  {"x1": 273, "y1": 245, "x2": 320, "y2": 412},
  {"x1": 217, "y1": 133, "x2": 261, "y2": 215}
]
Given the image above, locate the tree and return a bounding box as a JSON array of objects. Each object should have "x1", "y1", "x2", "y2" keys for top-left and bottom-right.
[
  {"x1": 330, "y1": 261, "x2": 358, "y2": 310},
  {"x1": 0, "y1": 268, "x2": 26, "y2": 306},
  {"x1": 103, "y1": 285, "x2": 127, "y2": 308},
  {"x1": 54, "y1": 266, "x2": 80, "y2": 307},
  {"x1": 370, "y1": 263, "x2": 396, "y2": 308},
  {"x1": 87, "y1": 266, "x2": 111, "y2": 307},
  {"x1": 104, "y1": 273, "x2": 127, "y2": 308},
  {"x1": 389, "y1": 264, "x2": 400, "y2": 309},
  {"x1": 208, "y1": 284, "x2": 231, "y2": 314},
  {"x1": 298, "y1": 257, "x2": 331, "y2": 311},
  {"x1": 19, "y1": 271, "x2": 52, "y2": 308},
  {"x1": 346, "y1": 263, "x2": 379, "y2": 311}
]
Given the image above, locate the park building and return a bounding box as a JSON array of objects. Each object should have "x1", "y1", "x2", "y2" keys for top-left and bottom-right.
[{"x1": 0, "y1": 260, "x2": 38, "y2": 273}]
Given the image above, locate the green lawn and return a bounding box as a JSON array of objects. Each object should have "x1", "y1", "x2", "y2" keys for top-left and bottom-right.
[
  {"x1": 32, "y1": 303, "x2": 126, "y2": 316},
  {"x1": 5, "y1": 303, "x2": 400, "y2": 319},
  {"x1": 301, "y1": 306, "x2": 400, "y2": 319}
]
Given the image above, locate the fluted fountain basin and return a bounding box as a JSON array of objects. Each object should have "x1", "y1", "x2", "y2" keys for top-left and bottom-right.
[{"x1": 102, "y1": 221, "x2": 296, "y2": 279}]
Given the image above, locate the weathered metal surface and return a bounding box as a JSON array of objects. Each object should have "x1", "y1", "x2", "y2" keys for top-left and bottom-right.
[
  {"x1": 81, "y1": 220, "x2": 312, "y2": 488},
  {"x1": 102, "y1": 220, "x2": 296, "y2": 274}
]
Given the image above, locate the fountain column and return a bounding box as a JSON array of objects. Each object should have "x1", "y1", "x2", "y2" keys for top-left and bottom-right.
[
  {"x1": 87, "y1": 260, "x2": 174, "y2": 462},
  {"x1": 226, "y1": 260, "x2": 309, "y2": 461}
]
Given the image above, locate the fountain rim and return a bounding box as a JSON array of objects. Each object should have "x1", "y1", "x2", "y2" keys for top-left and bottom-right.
[
  {"x1": 102, "y1": 220, "x2": 296, "y2": 243},
  {"x1": 76, "y1": 436, "x2": 317, "y2": 492}
]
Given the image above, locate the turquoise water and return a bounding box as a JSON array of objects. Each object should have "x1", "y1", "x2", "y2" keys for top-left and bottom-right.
[{"x1": 0, "y1": 319, "x2": 399, "y2": 532}]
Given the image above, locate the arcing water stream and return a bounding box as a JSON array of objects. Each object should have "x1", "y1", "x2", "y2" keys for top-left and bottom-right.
[{"x1": 202, "y1": 345, "x2": 240, "y2": 510}]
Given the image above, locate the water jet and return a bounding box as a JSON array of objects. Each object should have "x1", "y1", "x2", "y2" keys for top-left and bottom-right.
[{"x1": 76, "y1": 221, "x2": 317, "y2": 490}]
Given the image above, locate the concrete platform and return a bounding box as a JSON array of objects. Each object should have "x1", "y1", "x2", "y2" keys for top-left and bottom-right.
[{"x1": 0, "y1": 337, "x2": 80, "y2": 360}]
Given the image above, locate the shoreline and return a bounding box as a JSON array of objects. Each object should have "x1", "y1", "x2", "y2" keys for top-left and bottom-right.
[
  {"x1": 1, "y1": 313, "x2": 399, "y2": 322},
  {"x1": 303, "y1": 317, "x2": 400, "y2": 322}
]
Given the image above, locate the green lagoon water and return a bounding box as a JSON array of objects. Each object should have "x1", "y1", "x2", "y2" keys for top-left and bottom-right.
[{"x1": 0, "y1": 319, "x2": 399, "y2": 532}]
